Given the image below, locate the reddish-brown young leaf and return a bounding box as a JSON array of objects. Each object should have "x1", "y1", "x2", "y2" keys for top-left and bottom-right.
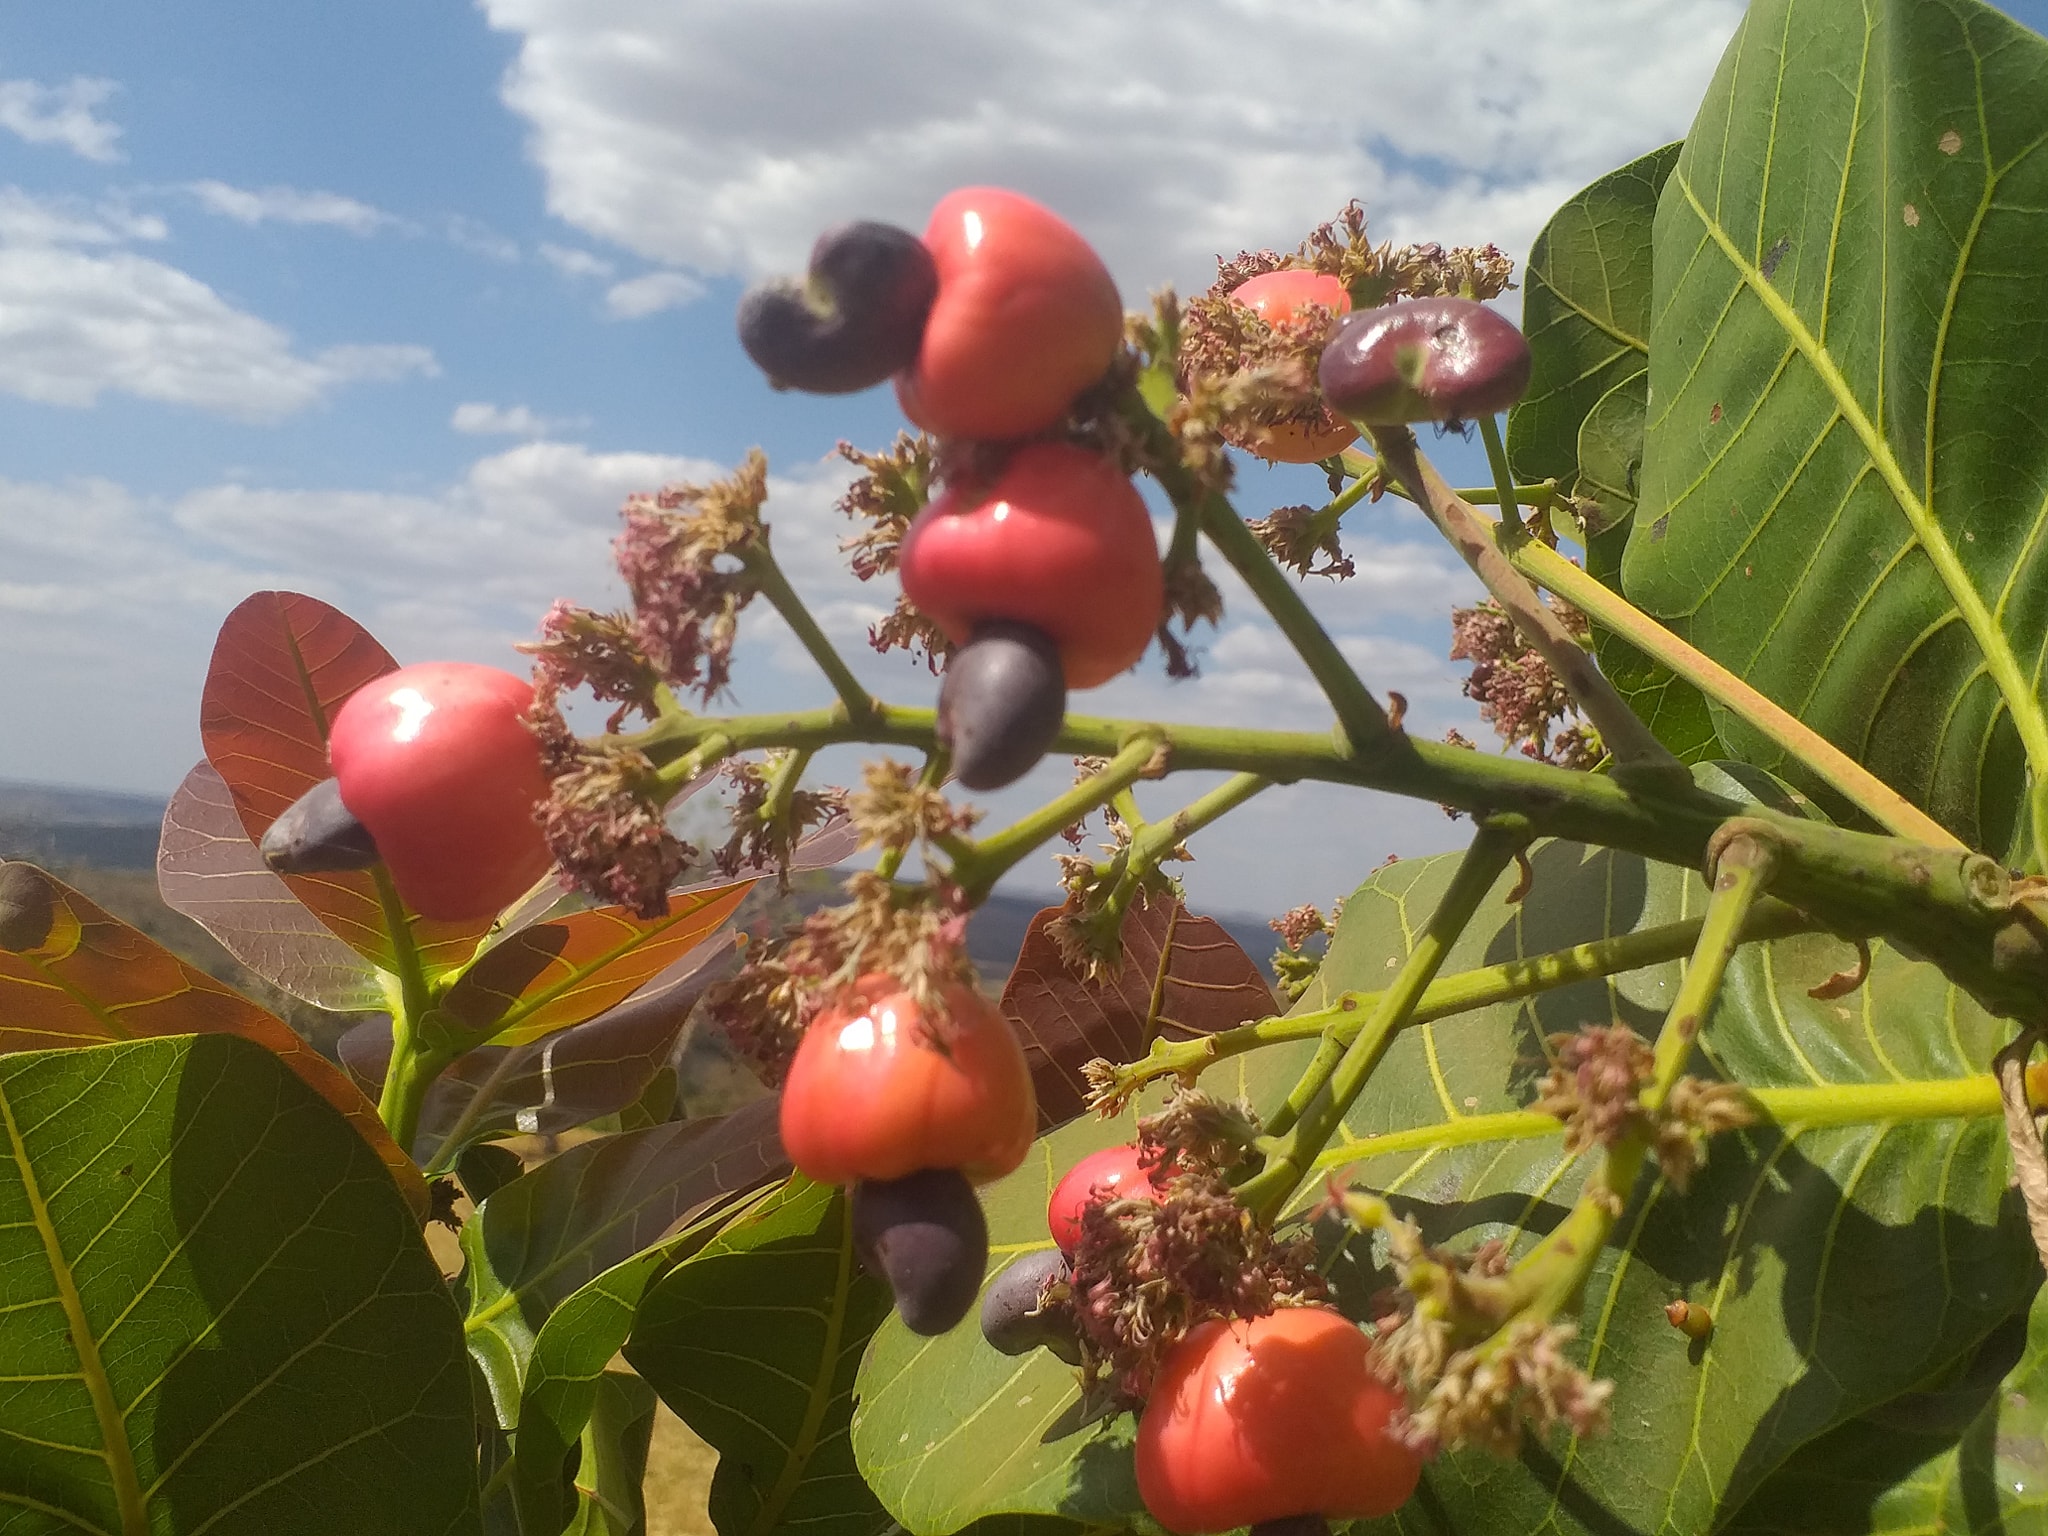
[
  {"x1": 0, "y1": 860, "x2": 427, "y2": 1216},
  {"x1": 438, "y1": 878, "x2": 757, "y2": 1046},
  {"x1": 196, "y1": 589, "x2": 495, "y2": 974},
  {"x1": 340, "y1": 929, "x2": 735, "y2": 1162},
  {"x1": 1001, "y1": 889, "x2": 1278, "y2": 1127},
  {"x1": 157, "y1": 760, "x2": 388, "y2": 1011}
]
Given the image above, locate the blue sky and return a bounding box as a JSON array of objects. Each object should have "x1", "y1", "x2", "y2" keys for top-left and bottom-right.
[{"x1": 7, "y1": 0, "x2": 2039, "y2": 916}]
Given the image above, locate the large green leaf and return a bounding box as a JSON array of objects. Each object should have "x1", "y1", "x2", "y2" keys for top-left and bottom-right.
[
  {"x1": 463, "y1": 1099, "x2": 785, "y2": 1427},
  {"x1": 627, "y1": 1177, "x2": 894, "y2": 1536},
  {"x1": 1627, "y1": 0, "x2": 2048, "y2": 850},
  {"x1": 564, "y1": 1371, "x2": 658, "y2": 1536},
  {"x1": 1725, "y1": 1287, "x2": 2048, "y2": 1534},
  {"x1": 0, "y1": 1034, "x2": 477, "y2": 1535},
  {"x1": 1509, "y1": 142, "x2": 1720, "y2": 764},
  {"x1": 1510, "y1": 140, "x2": 1681, "y2": 497},
  {"x1": 854, "y1": 837, "x2": 2035, "y2": 1536}
]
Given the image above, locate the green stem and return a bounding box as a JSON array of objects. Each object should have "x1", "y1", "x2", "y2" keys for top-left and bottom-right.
[
  {"x1": 1302, "y1": 466, "x2": 1385, "y2": 547},
  {"x1": 1101, "y1": 897, "x2": 1819, "y2": 1108},
  {"x1": 744, "y1": 537, "x2": 878, "y2": 725},
  {"x1": 1384, "y1": 418, "x2": 1684, "y2": 788},
  {"x1": 1197, "y1": 494, "x2": 1398, "y2": 762},
  {"x1": 1643, "y1": 829, "x2": 1778, "y2": 1113},
  {"x1": 947, "y1": 736, "x2": 1160, "y2": 903},
  {"x1": 370, "y1": 866, "x2": 441, "y2": 1157},
  {"x1": 1088, "y1": 772, "x2": 1272, "y2": 946},
  {"x1": 1505, "y1": 533, "x2": 1963, "y2": 849},
  {"x1": 1477, "y1": 413, "x2": 1530, "y2": 537},
  {"x1": 1239, "y1": 818, "x2": 1530, "y2": 1219}
]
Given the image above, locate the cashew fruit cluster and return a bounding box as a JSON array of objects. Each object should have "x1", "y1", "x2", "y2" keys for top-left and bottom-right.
[
  {"x1": 260, "y1": 660, "x2": 554, "y2": 923},
  {"x1": 738, "y1": 188, "x2": 1164, "y2": 791},
  {"x1": 779, "y1": 973, "x2": 1036, "y2": 1335},
  {"x1": 980, "y1": 1141, "x2": 1423, "y2": 1534}
]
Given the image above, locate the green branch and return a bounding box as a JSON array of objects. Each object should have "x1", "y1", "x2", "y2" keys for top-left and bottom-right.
[
  {"x1": 1239, "y1": 818, "x2": 1531, "y2": 1220},
  {"x1": 743, "y1": 535, "x2": 878, "y2": 725},
  {"x1": 1097, "y1": 897, "x2": 1819, "y2": 1108},
  {"x1": 946, "y1": 736, "x2": 1161, "y2": 904}
]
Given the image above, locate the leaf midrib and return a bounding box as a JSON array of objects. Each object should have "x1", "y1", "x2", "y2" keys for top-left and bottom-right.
[
  {"x1": 1670, "y1": 168, "x2": 2048, "y2": 785},
  {"x1": 0, "y1": 1074, "x2": 147, "y2": 1536}
]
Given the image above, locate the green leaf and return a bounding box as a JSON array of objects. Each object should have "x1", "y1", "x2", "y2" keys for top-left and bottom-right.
[
  {"x1": 1510, "y1": 141, "x2": 1720, "y2": 764},
  {"x1": 1508, "y1": 139, "x2": 1680, "y2": 497},
  {"x1": 564, "y1": 1371, "x2": 658, "y2": 1536},
  {"x1": 463, "y1": 1100, "x2": 785, "y2": 1428},
  {"x1": 1627, "y1": 0, "x2": 2048, "y2": 849},
  {"x1": 856, "y1": 839, "x2": 2036, "y2": 1536},
  {"x1": 0, "y1": 1034, "x2": 477, "y2": 1535},
  {"x1": 509, "y1": 1196, "x2": 759, "y2": 1536},
  {"x1": 1725, "y1": 1288, "x2": 2048, "y2": 1534},
  {"x1": 627, "y1": 1177, "x2": 895, "y2": 1536}
]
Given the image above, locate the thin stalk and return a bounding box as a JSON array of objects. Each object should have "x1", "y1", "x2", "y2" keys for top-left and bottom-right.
[
  {"x1": 1644, "y1": 830, "x2": 1778, "y2": 1112},
  {"x1": 1100, "y1": 897, "x2": 1819, "y2": 1107},
  {"x1": 1239, "y1": 818, "x2": 1530, "y2": 1219},
  {"x1": 1506, "y1": 533, "x2": 1962, "y2": 849},
  {"x1": 743, "y1": 537, "x2": 878, "y2": 725},
  {"x1": 1198, "y1": 493, "x2": 1398, "y2": 762},
  {"x1": 1377, "y1": 421, "x2": 1687, "y2": 788},
  {"x1": 947, "y1": 736, "x2": 1160, "y2": 903},
  {"x1": 420, "y1": 1045, "x2": 528, "y2": 1177},
  {"x1": 1478, "y1": 412, "x2": 1532, "y2": 537},
  {"x1": 371, "y1": 866, "x2": 440, "y2": 1156}
]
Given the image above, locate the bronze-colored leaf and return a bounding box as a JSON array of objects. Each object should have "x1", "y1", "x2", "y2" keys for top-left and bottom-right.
[
  {"x1": 341, "y1": 932, "x2": 738, "y2": 1163},
  {"x1": 1000, "y1": 890, "x2": 1277, "y2": 1127},
  {"x1": 438, "y1": 879, "x2": 756, "y2": 1046},
  {"x1": 0, "y1": 860, "x2": 426, "y2": 1215},
  {"x1": 157, "y1": 760, "x2": 387, "y2": 1011},
  {"x1": 196, "y1": 590, "x2": 493, "y2": 975}
]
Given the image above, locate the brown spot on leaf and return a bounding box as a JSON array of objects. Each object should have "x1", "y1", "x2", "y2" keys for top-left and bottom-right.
[
  {"x1": 1903, "y1": 202, "x2": 1921, "y2": 227},
  {"x1": 1744, "y1": 564, "x2": 1754, "y2": 578},
  {"x1": 1709, "y1": 402, "x2": 1723, "y2": 424},
  {"x1": 1760, "y1": 236, "x2": 1791, "y2": 280},
  {"x1": 1940, "y1": 128, "x2": 1963, "y2": 155},
  {"x1": 1651, "y1": 514, "x2": 1671, "y2": 543}
]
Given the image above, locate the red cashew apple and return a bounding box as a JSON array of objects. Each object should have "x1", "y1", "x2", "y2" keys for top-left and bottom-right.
[
  {"x1": 896, "y1": 187, "x2": 1123, "y2": 441},
  {"x1": 326, "y1": 661, "x2": 553, "y2": 922},
  {"x1": 1228, "y1": 269, "x2": 1360, "y2": 464},
  {"x1": 898, "y1": 441, "x2": 1163, "y2": 690},
  {"x1": 1136, "y1": 1306, "x2": 1424, "y2": 1534},
  {"x1": 779, "y1": 973, "x2": 1037, "y2": 1187}
]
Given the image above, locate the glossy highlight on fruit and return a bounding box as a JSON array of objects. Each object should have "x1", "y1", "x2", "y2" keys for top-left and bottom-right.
[
  {"x1": 260, "y1": 776, "x2": 381, "y2": 876},
  {"x1": 851, "y1": 1168, "x2": 989, "y2": 1336},
  {"x1": 1047, "y1": 1142, "x2": 1166, "y2": 1254},
  {"x1": 738, "y1": 221, "x2": 939, "y2": 394},
  {"x1": 1227, "y1": 270, "x2": 1359, "y2": 464},
  {"x1": 1135, "y1": 1307, "x2": 1423, "y2": 1535},
  {"x1": 327, "y1": 662, "x2": 553, "y2": 922},
  {"x1": 896, "y1": 187, "x2": 1123, "y2": 440},
  {"x1": 778, "y1": 974, "x2": 1037, "y2": 1186},
  {"x1": 979, "y1": 1248, "x2": 1081, "y2": 1364},
  {"x1": 1318, "y1": 296, "x2": 1532, "y2": 426},
  {"x1": 935, "y1": 620, "x2": 1067, "y2": 791},
  {"x1": 899, "y1": 442, "x2": 1163, "y2": 690}
]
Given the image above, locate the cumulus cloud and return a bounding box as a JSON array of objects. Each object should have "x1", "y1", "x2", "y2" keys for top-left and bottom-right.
[
  {"x1": 539, "y1": 242, "x2": 614, "y2": 279},
  {"x1": 450, "y1": 401, "x2": 586, "y2": 436},
  {"x1": 0, "y1": 77, "x2": 123, "y2": 162},
  {"x1": 604, "y1": 269, "x2": 703, "y2": 318},
  {"x1": 478, "y1": 0, "x2": 1740, "y2": 296},
  {"x1": 187, "y1": 180, "x2": 394, "y2": 235},
  {"x1": 0, "y1": 187, "x2": 436, "y2": 418}
]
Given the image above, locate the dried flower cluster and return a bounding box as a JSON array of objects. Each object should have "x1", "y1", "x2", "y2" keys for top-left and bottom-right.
[
  {"x1": 1178, "y1": 290, "x2": 1348, "y2": 462},
  {"x1": 701, "y1": 871, "x2": 973, "y2": 1084},
  {"x1": 712, "y1": 754, "x2": 847, "y2": 884},
  {"x1": 522, "y1": 602, "x2": 662, "y2": 731},
  {"x1": 1246, "y1": 503, "x2": 1355, "y2": 581},
  {"x1": 613, "y1": 450, "x2": 771, "y2": 701},
  {"x1": 1655, "y1": 1076, "x2": 1758, "y2": 1190},
  {"x1": 1068, "y1": 1094, "x2": 1324, "y2": 1401},
  {"x1": 1155, "y1": 549, "x2": 1224, "y2": 680},
  {"x1": 1215, "y1": 201, "x2": 1518, "y2": 309},
  {"x1": 835, "y1": 435, "x2": 952, "y2": 669},
  {"x1": 525, "y1": 683, "x2": 690, "y2": 918},
  {"x1": 1534, "y1": 1023, "x2": 1655, "y2": 1154},
  {"x1": 1269, "y1": 900, "x2": 1343, "y2": 1002},
  {"x1": 1449, "y1": 596, "x2": 1602, "y2": 769},
  {"x1": 847, "y1": 758, "x2": 980, "y2": 855},
  {"x1": 1342, "y1": 1196, "x2": 1611, "y2": 1457}
]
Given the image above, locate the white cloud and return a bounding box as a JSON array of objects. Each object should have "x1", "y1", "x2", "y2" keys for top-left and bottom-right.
[
  {"x1": 187, "y1": 180, "x2": 394, "y2": 235},
  {"x1": 604, "y1": 269, "x2": 702, "y2": 318},
  {"x1": 0, "y1": 77, "x2": 123, "y2": 163},
  {"x1": 539, "y1": 242, "x2": 614, "y2": 279},
  {"x1": 451, "y1": 401, "x2": 585, "y2": 437},
  {"x1": 0, "y1": 187, "x2": 436, "y2": 418},
  {"x1": 478, "y1": 0, "x2": 1740, "y2": 296}
]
